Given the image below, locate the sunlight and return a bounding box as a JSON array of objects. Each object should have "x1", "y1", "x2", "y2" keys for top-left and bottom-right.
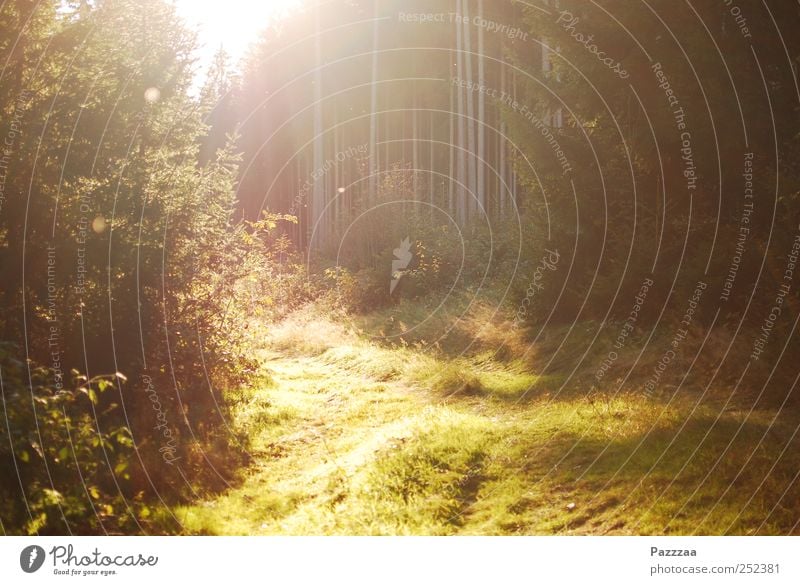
[
  {"x1": 5, "y1": 0, "x2": 800, "y2": 566},
  {"x1": 173, "y1": 0, "x2": 304, "y2": 63}
]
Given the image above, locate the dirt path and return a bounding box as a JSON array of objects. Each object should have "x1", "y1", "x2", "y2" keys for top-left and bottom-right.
[
  {"x1": 177, "y1": 349, "x2": 433, "y2": 534},
  {"x1": 174, "y1": 341, "x2": 800, "y2": 535}
]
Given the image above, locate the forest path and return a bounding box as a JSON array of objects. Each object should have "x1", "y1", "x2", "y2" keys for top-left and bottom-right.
[
  {"x1": 176, "y1": 346, "x2": 435, "y2": 534},
  {"x1": 173, "y1": 327, "x2": 800, "y2": 536}
]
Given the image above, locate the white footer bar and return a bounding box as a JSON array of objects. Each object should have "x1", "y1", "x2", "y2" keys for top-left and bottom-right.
[{"x1": 1, "y1": 536, "x2": 796, "y2": 584}]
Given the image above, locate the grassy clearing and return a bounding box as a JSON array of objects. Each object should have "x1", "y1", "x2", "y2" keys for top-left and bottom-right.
[{"x1": 170, "y1": 311, "x2": 800, "y2": 535}]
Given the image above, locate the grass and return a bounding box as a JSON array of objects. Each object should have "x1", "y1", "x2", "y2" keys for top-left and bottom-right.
[{"x1": 168, "y1": 307, "x2": 800, "y2": 535}]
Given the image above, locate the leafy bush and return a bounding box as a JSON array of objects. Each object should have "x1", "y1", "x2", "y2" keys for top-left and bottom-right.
[{"x1": 0, "y1": 343, "x2": 135, "y2": 534}]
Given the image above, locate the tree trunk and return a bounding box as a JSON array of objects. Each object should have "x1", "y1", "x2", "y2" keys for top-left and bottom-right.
[
  {"x1": 455, "y1": 0, "x2": 466, "y2": 225},
  {"x1": 477, "y1": 0, "x2": 486, "y2": 214},
  {"x1": 312, "y1": 5, "x2": 324, "y2": 250},
  {"x1": 429, "y1": 110, "x2": 435, "y2": 221},
  {"x1": 462, "y1": 0, "x2": 476, "y2": 221},
  {"x1": 499, "y1": 65, "x2": 507, "y2": 216},
  {"x1": 368, "y1": 0, "x2": 379, "y2": 207}
]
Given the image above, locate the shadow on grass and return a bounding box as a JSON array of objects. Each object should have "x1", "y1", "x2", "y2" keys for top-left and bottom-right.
[{"x1": 470, "y1": 407, "x2": 800, "y2": 535}]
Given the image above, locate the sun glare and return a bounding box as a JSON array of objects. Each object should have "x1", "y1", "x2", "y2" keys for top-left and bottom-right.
[{"x1": 174, "y1": 0, "x2": 304, "y2": 64}]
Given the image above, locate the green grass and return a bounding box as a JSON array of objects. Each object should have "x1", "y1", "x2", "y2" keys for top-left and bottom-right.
[{"x1": 168, "y1": 310, "x2": 800, "y2": 535}]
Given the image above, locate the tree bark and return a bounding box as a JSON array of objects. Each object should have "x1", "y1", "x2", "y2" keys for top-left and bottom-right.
[{"x1": 477, "y1": 0, "x2": 486, "y2": 214}]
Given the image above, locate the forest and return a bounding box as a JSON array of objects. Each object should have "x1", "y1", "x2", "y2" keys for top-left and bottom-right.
[{"x1": 1, "y1": 0, "x2": 800, "y2": 535}]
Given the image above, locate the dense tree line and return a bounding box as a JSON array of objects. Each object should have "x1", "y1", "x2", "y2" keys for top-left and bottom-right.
[
  {"x1": 225, "y1": 0, "x2": 800, "y2": 401},
  {"x1": 230, "y1": 0, "x2": 800, "y2": 331},
  {"x1": 0, "y1": 0, "x2": 261, "y2": 533}
]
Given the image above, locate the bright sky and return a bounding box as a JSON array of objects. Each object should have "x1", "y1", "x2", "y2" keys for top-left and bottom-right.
[{"x1": 173, "y1": 0, "x2": 304, "y2": 70}]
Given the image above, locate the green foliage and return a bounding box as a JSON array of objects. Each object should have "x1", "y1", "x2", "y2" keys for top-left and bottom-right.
[
  {"x1": 359, "y1": 410, "x2": 493, "y2": 532},
  {"x1": 235, "y1": 211, "x2": 321, "y2": 318},
  {"x1": 0, "y1": 0, "x2": 282, "y2": 531},
  {"x1": 0, "y1": 343, "x2": 135, "y2": 534}
]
